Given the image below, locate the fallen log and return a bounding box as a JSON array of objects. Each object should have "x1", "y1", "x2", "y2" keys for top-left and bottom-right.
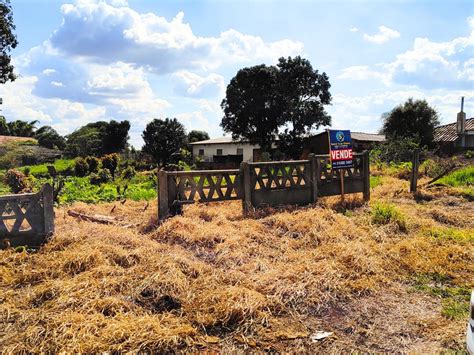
[
  {"x1": 424, "y1": 164, "x2": 457, "y2": 187},
  {"x1": 67, "y1": 210, "x2": 116, "y2": 225}
]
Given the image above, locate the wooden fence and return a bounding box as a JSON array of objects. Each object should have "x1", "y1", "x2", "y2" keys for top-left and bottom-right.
[
  {"x1": 0, "y1": 184, "x2": 54, "y2": 248},
  {"x1": 158, "y1": 152, "x2": 370, "y2": 220}
]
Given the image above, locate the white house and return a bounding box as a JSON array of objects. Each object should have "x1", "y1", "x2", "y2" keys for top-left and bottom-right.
[{"x1": 189, "y1": 137, "x2": 259, "y2": 162}]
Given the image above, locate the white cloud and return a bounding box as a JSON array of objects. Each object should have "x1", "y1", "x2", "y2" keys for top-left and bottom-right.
[
  {"x1": 173, "y1": 71, "x2": 225, "y2": 97},
  {"x1": 49, "y1": 2, "x2": 304, "y2": 73},
  {"x1": 349, "y1": 27, "x2": 358, "y2": 33},
  {"x1": 338, "y1": 65, "x2": 390, "y2": 84},
  {"x1": 42, "y1": 68, "x2": 56, "y2": 75},
  {"x1": 363, "y1": 25, "x2": 400, "y2": 44},
  {"x1": 50, "y1": 81, "x2": 64, "y2": 87}
]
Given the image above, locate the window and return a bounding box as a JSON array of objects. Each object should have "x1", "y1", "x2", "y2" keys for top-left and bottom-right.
[
  {"x1": 198, "y1": 149, "x2": 204, "y2": 156},
  {"x1": 236, "y1": 148, "x2": 244, "y2": 155},
  {"x1": 216, "y1": 149, "x2": 223, "y2": 156}
]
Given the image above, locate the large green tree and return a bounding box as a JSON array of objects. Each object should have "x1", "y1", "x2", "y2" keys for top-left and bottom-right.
[
  {"x1": 382, "y1": 98, "x2": 440, "y2": 148},
  {"x1": 276, "y1": 56, "x2": 332, "y2": 158},
  {"x1": 221, "y1": 57, "x2": 332, "y2": 157},
  {"x1": 221, "y1": 64, "x2": 281, "y2": 154},
  {"x1": 35, "y1": 125, "x2": 66, "y2": 150},
  {"x1": 0, "y1": 115, "x2": 8, "y2": 135},
  {"x1": 65, "y1": 120, "x2": 130, "y2": 157},
  {"x1": 187, "y1": 130, "x2": 209, "y2": 143},
  {"x1": 6, "y1": 120, "x2": 37, "y2": 137},
  {"x1": 0, "y1": 0, "x2": 18, "y2": 84},
  {"x1": 142, "y1": 118, "x2": 186, "y2": 167}
]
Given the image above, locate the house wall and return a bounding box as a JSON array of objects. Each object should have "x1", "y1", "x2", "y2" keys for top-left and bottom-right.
[{"x1": 192, "y1": 142, "x2": 257, "y2": 162}]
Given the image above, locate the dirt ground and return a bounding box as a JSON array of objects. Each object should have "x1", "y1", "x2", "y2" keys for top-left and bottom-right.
[{"x1": 0, "y1": 175, "x2": 472, "y2": 352}]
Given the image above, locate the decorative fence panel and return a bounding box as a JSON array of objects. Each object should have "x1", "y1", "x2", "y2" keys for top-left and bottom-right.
[
  {"x1": 158, "y1": 152, "x2": 370, "y2": 220},
  {"x1": 0, "y1": 184, "x2": 54, "y2": 247}
]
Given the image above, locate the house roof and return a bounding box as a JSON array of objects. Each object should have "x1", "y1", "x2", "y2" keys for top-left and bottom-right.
[
  {"x1": 190, "y1": 137, "x2": 241, "y2": 145},
  {"x1": 434, "y1": 118, "x2": 474, "y2": 142},
  {"x1": 191, "y1": 131, "x2": 386, "y2": 146}
]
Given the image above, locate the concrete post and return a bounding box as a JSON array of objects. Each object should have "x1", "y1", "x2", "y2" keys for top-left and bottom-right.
[
  {"x1": 240, "y1": 162, "x2": 252, "y2": 214},
  {"x1": 308, "y1": 154, "x2": 319, "y2": 203},
  {"x1": 42, "y1": 183, "x2": 55, "y2": 236},
  {"x1": 158, "y1": 170, "x2": 169, "y2": 221}
]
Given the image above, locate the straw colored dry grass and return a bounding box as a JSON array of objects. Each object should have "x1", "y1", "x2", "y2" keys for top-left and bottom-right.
[{"x1": 0, "y1": 174, "x2": 472, "y2": 352}]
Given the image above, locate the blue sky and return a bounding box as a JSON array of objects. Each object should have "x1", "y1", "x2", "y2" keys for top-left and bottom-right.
[{"x1": 2, "y1": 0, "x2": 473, "y2": 147}]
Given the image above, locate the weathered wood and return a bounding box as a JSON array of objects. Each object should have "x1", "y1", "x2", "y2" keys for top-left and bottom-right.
[
  {"x1": 67, "y1": 210, "x2": 115, "y2": 224},
  {"x1": 158, "y1": 170, "x2": 169, "y2": 221},
  {"x1": 42, "y1": 184, "x2": 55, "y2": 236},
  {"x1": 409, "y1": 149, "x2": 421, "y2": 193},
  {"x1": 363, "y1": 151, "x2": 370, "y2": 201}
]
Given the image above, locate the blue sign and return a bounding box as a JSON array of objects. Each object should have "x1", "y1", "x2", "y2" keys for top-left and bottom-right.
[{"x1": 328, "y1": 130, "x2": 353, "y2": 169}]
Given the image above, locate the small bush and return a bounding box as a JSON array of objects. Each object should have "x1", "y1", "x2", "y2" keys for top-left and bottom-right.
[
  {"x1": 420, "y1": 159, "x2": 445, "y2": 178},
  {"x1": 121, "y1": 165, "x2": 136, "y2": 180},
  {"x1": 74, "y1": 158, "x2": 89, "y2": 177},
  {"x1": 465, "y1": 150, "x2": 473, "y2": 159},
  {"x1": 85, "y1": 156, "x2": 100, "y2": 173},
  {"x1": 371, "y1": 202, "x2": 407, "y2": 231},
  {"x1": 101, "y1": 154, "x2": 119, "y2": 178},
  {"x1": 90, "y1": 168, "x2": 113, "y2": 185},
  {"x1": 5, "y1": 169, "x2": 29, "y2": 193}
]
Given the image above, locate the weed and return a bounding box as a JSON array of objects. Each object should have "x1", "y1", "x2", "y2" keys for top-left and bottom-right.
[
  {"x1": 370, "y1": 175, "x2": 383, "y2": 189},
  {"x1": 437, "y1": 166, "x2": 474, "y2": 187},
  {"x1": 427, "y1": 227, "x2": 474, "y2": 243},
  {"x1": 371, "y1": 202, "x2": 407, "y2": 231}
]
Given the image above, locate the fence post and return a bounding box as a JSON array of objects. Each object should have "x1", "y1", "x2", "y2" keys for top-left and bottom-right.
[
  {"x1": 410, "y1": 149, "x2": 421, "y2": 193},
  {"x1": 42, "y1": 183, "x2": 55, "y2": 236},
  {"x1": 308, "y1": 154, "x2": 319, "y2": 203},
  {"x1": 158, "y1": 169, "x2": 169, "y2": 221},
  {"x1": 240, "y1": 162, "x2": 252, "y2": 214},
  {"x1": 362, "y1": 151, "x2": 370, "y2": 201}
]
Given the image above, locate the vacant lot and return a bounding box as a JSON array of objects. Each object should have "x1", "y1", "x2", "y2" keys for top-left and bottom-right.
[{"x1": 0, "y1": 173, "x2": 472, "y2": 352}]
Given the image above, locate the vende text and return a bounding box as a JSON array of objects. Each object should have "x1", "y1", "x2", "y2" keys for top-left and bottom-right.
[{"x1": 330, "y1": 149, "x2": 353, "y2": 161}]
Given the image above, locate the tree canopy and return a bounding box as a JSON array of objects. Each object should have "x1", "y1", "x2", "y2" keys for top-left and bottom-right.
[
  {"x1": 142, "y1": 118, "x2": 186, "y2": 167},
  {"x1": 187, "y1": 130, "x2": 210, "y2": 144},
  {"x1": 0, "y1": 0, "x2": 18, "y2": 84},
  {"x1": 65, "y1": 120, "x2": 130, "y2": 157},
  {"x1": 221, "y1": 56, "x2": 332, "y2": 158},
  {"x1": 6, "y1": 120, "x2": 38, "y2": 137},
  {"x1": 35, "y1": 125, "x2": 66, "y2": 150},
  {"x1": 382, "y1": 98, "x2": 440, "y2": 148}
]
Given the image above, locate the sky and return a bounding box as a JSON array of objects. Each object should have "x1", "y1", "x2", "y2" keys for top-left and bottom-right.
[{"x1": 1, "y1": 0, "x2": 473, "y2": 147}]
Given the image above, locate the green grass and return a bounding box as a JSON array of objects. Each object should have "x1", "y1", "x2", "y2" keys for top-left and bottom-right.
[
  {"x1": 437, "y1": 165, "x2": 474, "y2": 187},
  {"x1": 21, "y1": 159, "x2": 75, "y2": 177},
  {"x1": 412, "y1": 273, "x2": 471, "y2": 320},
  {"x1": 57, "y1": 172, "x2": 157, "y2": 204},
  {"x1": 370, "y1": 175, "x2": 383, "y2": 189},
  {"x1": 427, "y1": 227, "x2": 474, "y2": 243},
  {"x1": 371, "y1": 202, "x2": 407, "y2": 231}
]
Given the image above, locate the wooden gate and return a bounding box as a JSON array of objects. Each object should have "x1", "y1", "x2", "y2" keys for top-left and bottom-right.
[{"x1": 0, "y1": 184, "x2": 54, "y2": 247}]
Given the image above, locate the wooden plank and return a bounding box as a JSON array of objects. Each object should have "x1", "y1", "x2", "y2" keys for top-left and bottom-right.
[
  {"x1": 240, "y1": 162, "x2": 251, "y2": 214},
  {"x1": 0, "y1": 192, "x2": 37, "y2": 201},
  {"x1": 363, "y1": 151, "x2": 370, "y2": 201},
  {"x1": 166, "y1": 169, "x2": 240, "y2": 176}
]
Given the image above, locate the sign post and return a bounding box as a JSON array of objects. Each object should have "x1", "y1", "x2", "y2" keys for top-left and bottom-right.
[{"x1": 327, "y1": 129, "x2": 353, "y2": 201}]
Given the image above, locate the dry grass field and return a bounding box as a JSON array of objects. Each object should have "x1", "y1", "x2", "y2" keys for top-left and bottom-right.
[{"x1": 0, "y1": 174, "x2": 473, "y2": 352}]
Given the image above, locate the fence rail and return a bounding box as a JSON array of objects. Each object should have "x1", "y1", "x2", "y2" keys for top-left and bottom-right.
[
  {"x1": 0, "y1": 184, "x2": 54, "y2": 247},
  {"x1": 158, "y1": 152, "x2": 370, "y2": 220}
]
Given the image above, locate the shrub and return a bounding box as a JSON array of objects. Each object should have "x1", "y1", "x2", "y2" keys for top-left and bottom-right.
[
  {"x1": 371, "y1": 202, "x2": 407, "y2": 231},
  {"x1": 101, "y1": 153, "x2": 119, "y2": 178},
  {"x1": 85, "y1": 156, "x2": 100, "y2": 173},
  {"x1": 74, "y1": 158, "x2": 89, "y2": 177},
  {"x1": 121, "y1": 165, "x2": 136, "y2": 180},
  {"x1": 465, "y1": 150, "x2": 473, "y2": 159},
  {"x1": 420, "y1": 159, "x2": 445, "y2": 179},
  {"x1": 90, "y1": 168, "x2": 113, "y2": 185},
  {"x1": 370, "y1": 138, "x2": 419, "y2": 164},
  {"x1": 5, "y1": 169, "x2": 29, "y2": 193}
]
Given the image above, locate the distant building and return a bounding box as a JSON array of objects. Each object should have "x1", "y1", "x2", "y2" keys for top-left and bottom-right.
[
  {"x1": 434, "y1": 105, "x2": 474, "y2": 150},
  {"x1": 191, "y1": 131, "x2": 385, "y2": 166},
  {"x1": 301, "y1": 131, "x2": 386, "y2": 157},
  {"x1": 190, "y1": 137, "x2": 258, "y2": 166}
]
